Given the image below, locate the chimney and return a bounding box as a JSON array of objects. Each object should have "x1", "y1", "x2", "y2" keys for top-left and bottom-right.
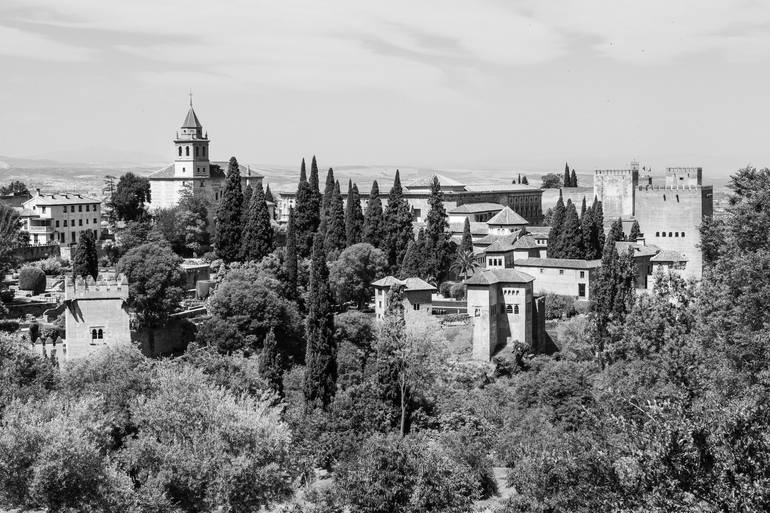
[{"x1": 36, "y1": 188, "x2": 41, "y2": 196}]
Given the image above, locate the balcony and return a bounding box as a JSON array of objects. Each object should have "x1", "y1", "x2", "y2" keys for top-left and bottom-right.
[{"x1": 27, "y1": 221, "x2": 53, "y2": 233}]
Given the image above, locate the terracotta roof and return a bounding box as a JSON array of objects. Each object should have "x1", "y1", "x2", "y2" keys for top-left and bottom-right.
[
  {"x1": 449, "y1": 203, "x2": 504, "y2": 214},
  {"x1": 514, "y1": 258, "x2": 602, "y2": 269},
  {"x1": 465, "y1": 268, "x2": 534, "y2": 286},
  {"x1": 25, "y1": 193, "x2": 100, "y2": 206},
  {"x1": 182, "y1": 106, "x2": 202, "y2": 128},
  {"x1": 474, "y1": 229, "x2": 525, "y2": 246},
  {"x1": 487, "y1": 206, "x2": 528, "y2": 226},
  {"x1": 485, "y1": 234, "x2": 520, "y2": 253},
  {"x1": 651, "y1": 250, "x2": 688, "y2": 262},
  {"x1": 372, "y1": 276, "x2": 436, "y2": 292}
]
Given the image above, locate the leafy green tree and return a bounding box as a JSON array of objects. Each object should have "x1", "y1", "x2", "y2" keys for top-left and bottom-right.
[
  {"x1": 699, "y1": 215, "x2": 726, "y2": 266},
  {"x1": 304, "y1": 233, "x2": 337, "y2": 409},
  {"x1": 284, "y1": 208, "x2": 298, "y2": 300},
  {"x1": 294, "y1": 158, "x2": 320, "y2": 258},
  {"x1": 628, "y1": 219, "x2": 641, "y2": 241},
  {"x1": 72, "y1": 230, "x2": 98, "y2": 279},
  {"x1": 111, "y1": 172, "x2": 151, "y2": 222},
  {"x1": 259, "y1": 328, "x2": 284, "y2": 397},
  {"x1": 548, "y1": 190, "x2": 566, "y2": 258},
  {"x1": 117, "y1": 242, "x2": 185, "y2": 328},
  {"x1": 540, "y1": 173, "x2": 562, "y2": 189},
  {"x1": 324, "y1": 181, "x2": 347, "y2": 257},
  {"x1": 241, "y1": 182, "x2": 274, "y2": 262},
  {"x1": 423, "y1": 176, "x2": 453, "y2": 281},
  {"x1": 329, "y1": 243, "x2": 387, "y2": 309},
  {"x1": 564, "y1": 162, "x2": 571, "y2": 187},
  {"x1": 558, "y1": 199, "x2": 584, "y2": 259},
  {"x1": 18, "y1": 267, "x2": 46, "y2": 295},
  {"x1": 0, "y1": 180, "x2": 29, "y2": 196},
  {"x1": 345, "y1": 182, "x2": 364, "y2": 247},
  {"x1": 364, "y1": 180, "x2": 385, "y2": 248},
  {"x1": 214, "y1": 157, "x2": 244, "y2": 263},
  {"x1": 383, "y1": 170, "x2": 414, "y2": 270},
  {"x1": 460, "y1": 217, "x2": 473, "y2": 254}
]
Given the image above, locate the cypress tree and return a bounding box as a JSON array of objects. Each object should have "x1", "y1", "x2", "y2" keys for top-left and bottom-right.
[
  {"x1": 241, "y1": 182, "x2": 274, "y2": 261},
  {"x1": 303, "y1": 233, "x2": 337, "y2": 409},
  {"x1": 460, "y1": 217, "x2": 473, "y2": 254},
  {"x1": 321, "y1": 167, "x2": 335, "y2": 230},
  {"x1": 294, "y1": 159, "x2": 319, "y2": 257},
  {"x1": 285, "y1": 208, "x2": 298, "y2": 300},
  {"x1": 259, "y1": 328, "x2": 283, "y2": 397},
  {"x1": 363, "y1": 180, "x2": 384, "y2": 248},
  {"x1": 580, "y1": 196, "x2": 587, "y2": 218},
  {"x1": 522, "y1": 176, "x2": 529, "y2": 185},
  {"x1": 345, "y1": 181, "x2": 364, "y2": 247},
  {"x1": 571, "y1": 169, "x2": 578, "y2": 188},
  {"x1": 548, "y1": 190, "x2": 566, "y2": 258},
  {"x1": 324, "y1": 180, "x2": 346, "y2": 257},
  {"x1": 581, "y1": 205, "x2": 596, "y2": 259},
  {"x1": 564, "y1": 162, "x2": 571, "y2": 187},
  {"x1": 264, "y1": 183, "x2": 274, "y2": 204},
  {"x1": 593, "y1": 196, "x2": 606, "y2": 255},
  {"x1": 310, "y1": 156, "x2": 321, "y2": 214},
  {"x1": 424, "y1": 175, "x2": 452, "y2": 281},
  {"x1": 241, "y1": 183, "x2": 253, "y2": 226},
  {"x1": 629, "y1": 220, "x2": 641, "y2": 241},
  {"x1": 558, "y1": 200, "x2": 584, "y2": 259},
  {"x1": 606, "y1": 217, "x2": 626, "y2": 248},
  {"x1": 399, "y1": 238, "x2": 420, "y2": 279},
  {"x1": 383, "y1": 170, "x2": 414, "y2": 270},
  {"x1": 72, "y1": 230, "x2": 98, "y2": 279},
  {"x1": 214, "y1": 156, "x2": 244, "y2": 263}
]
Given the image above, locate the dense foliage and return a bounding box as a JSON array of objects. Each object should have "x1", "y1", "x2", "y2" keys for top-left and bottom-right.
[{"x1": 111, "y1": 173, "x2": 151, "y2": 222}]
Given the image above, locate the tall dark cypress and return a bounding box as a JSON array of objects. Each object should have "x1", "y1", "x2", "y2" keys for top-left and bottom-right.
[
  {"x1": 294, "y1": 159, "x2": 320, "y2": 257},
  {"x1": 460, "y1": 217, "x2": 473, "y2": 254},
  {"x1": 214, "y1": 156, "x2": 244, "y2": 263},
  {"x1": 322, "y1": 167, "x2": 335, "y2": 229},
  {"x1": 310, "y1": 156, "x2": 321, "y2": 216},
  {"x1": 399, "y1": 231, "x2": 423, "y2": 279},
  {"x1": 303, "y1": 233, "x2": 337, "y2": 409},
  {"x1": 72, "y1": 230, "x2": 98, "y2": 279},
  {"x1": 241, "y1": 182, "x2": 274, "y2": 262},
  {"x1": 571, "y1": 169, "x2": 578, "y2": 188},
  {"x1": 593, "y1": 196, "x2": 606, "y2": 255},
  {"x1": 383, "y1": 170, "x2": 414, "y2": 270},
  {"x1": 241, "y1": 183, "x2": 253, "y2": 226},
  {"x1": 580, "y1": 196, "x2": 587, "y2": 218},
  {"x1": 363, "y1": 180, "x2": 384, "y2": 248},
  {"x1": 345, "y1": 181, "x2": 364, "y2": 247},
  {"x1": 259, "y1": 328, "x2": 283, "y2": 397},
  {"x1": 284, "y1": 208, "x2": 298, "y2": 300},
  {"x1": 265, "y1": 184, "x2": 274, "y2": 203},
  {"x1": 564, "y1": 162, "x2": 571, "y2": 187},
  {"x1": 581, "y1": 205, "x2": 596, "y2": 259},
  {"x1": 628, "y1": 220, "x2": 641, "y2": 241},
  {"x1": 606, "y1": 217, "x2": 626, "y2": 248},
  {"x1": 558, "y1": 200, "x2": 584, "y2": 259},
  {"x1": 324, "y1": 181, "x2": 346, "y2": 256},
  {"x1": 548, "y1": 190, "x2": 566, "y2": 258},
  {"x1": 424, "y1": 175, "x2": 452, "y2": 281}
]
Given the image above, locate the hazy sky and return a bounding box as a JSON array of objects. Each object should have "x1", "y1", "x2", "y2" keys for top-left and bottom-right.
[{"x1": 1, "y1": 0, "x2": 768, "y2": 175}]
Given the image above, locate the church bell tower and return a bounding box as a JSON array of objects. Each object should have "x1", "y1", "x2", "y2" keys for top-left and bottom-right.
[{"x1": 174, "y1": 95, "x2": 210, "y2": 179}]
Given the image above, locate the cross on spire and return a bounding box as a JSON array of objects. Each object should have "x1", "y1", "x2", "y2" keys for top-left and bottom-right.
[{"x1": 188, "y1": 89, "x2": 193, "y2": 107}]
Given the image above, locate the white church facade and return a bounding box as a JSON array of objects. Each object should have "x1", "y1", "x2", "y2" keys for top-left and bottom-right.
[{"x1": 147, "y1": 101, "x2": 262, "y2": 210}]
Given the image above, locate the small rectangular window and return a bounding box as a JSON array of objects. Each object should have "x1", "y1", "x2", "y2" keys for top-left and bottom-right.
[
  {"x1": 559, "y1": 269, "x2": 564, "y2": 275},
  {"x1": 63, "y1": 206, "x2": 67, "y2": 213},
  {"x1": 413, "y1": 303, "x2": 420, "y2": 311},
  {"x1": 79, "y1": 219, "x2": 83, "y2": 226},
  {"x1": 579, "y1": 271, "x2": 585, "y2": 278},
  {"x1": 78, "y1": 205, "x2": 82, "y2": 212}
]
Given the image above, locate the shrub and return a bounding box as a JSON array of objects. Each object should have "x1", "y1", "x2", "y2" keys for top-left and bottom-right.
[
  {"x1": 31, "y1": 257, "x2": 67, "y2": 276},
  {"x1": 0, "y1": 288, "x2": 14, "y2": 303},
  {"x1": 18, "y1": 267, "x2": 46, "y2": 294},
  {"x1": 28, "y1": 322, "x2": 40, "y2": 343},
  {"x1": 0, "y1": 320, "x2": 20, "y2": 333},
  {"x1": 439, "y1": 281, "x2": 454, "y2": 298},
  {"x1": 544, "y1": 293, "x2": 577, "y2": 320},
  {"x1": 450, "y1": 283, "x2": 466, "y2": 300}
]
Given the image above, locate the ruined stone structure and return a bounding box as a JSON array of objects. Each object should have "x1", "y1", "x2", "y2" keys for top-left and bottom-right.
[{"x1": 63, "y1": 274, "x2": 131, "y2": 359}]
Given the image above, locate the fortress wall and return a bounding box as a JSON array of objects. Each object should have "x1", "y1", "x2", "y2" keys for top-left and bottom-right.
[
  {"x1": 594, "y1": 170, "x2": 638, "y2": 224},
  {"x1": 541, "y1": 187, "x2": 593, "y2": 214},
  {"x1": 634, "y1": 185, "x2": 713, "y2": 279}
]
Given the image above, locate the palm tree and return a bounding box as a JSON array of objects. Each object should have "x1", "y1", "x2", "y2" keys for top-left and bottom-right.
[{"x1": 451, "y1": 249, "x2": 479, "y2": 280}]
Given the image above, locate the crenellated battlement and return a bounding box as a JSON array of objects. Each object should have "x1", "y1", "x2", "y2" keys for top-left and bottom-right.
[
  {"x1": 64, "y1": 274, "x2": 129, "y2": 300},
  {"x1": 595, "y1": 169, "x2": 637, "y2": 176},
  {"x1": 637, "y1": 184, "x2": 708, "y2": 192}
]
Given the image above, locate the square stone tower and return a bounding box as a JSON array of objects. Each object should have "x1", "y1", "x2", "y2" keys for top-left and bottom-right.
[
  {"x1": 593, "y1": 161, "x2": 640, "y2": 225},
  {"x1": 64, "y1": 274, "x2": 131, "y2": 359}
]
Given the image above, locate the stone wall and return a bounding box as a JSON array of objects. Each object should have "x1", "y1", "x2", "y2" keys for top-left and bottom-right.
[{"x1": 593, "y1": 169, "x2": 638, "y2": 224}]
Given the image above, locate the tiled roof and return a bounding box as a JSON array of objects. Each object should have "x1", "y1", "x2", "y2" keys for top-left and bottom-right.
[
  {"x1": 527, "y1": 226, "x2": 551, "y2": 237},
  {"x1": 372, "y1": 275, "x2": 436, "y2": 292},
  {"x1": 512, "y1": 235, "x2": 540, "y2": 250},
  {"x1": 465, "y1": 268, "x2": 535, "y2": 286},
  {"x1": 25, "y1": 193, "x2": 100, "y2": 206},
  {"x1": 485, "y1": 233, "x2": 520, "y2": 253},
  {"x1": 474, "y1": 229, "x2": 525, "y2": 246},
  {"x1": 449, "y1": 222, "x2": 489, "y2": 236},
  {"x1": 182, "y1": 106, "x2": 202, "y2": 128},
  {"x1": 148, "y1": 161, "x2": 261, "y2": 180},
  {"x1": 651, "y1": 250, "x2": 688, "y2": 262},
  {"x1": 487, "y1": 206, "x2": 528, "y2": 226},
  {"x1": 615, "y1": 241, "x2": 660, "y2": 258},
  {"x1": 515, "y1": 258, "x2": 602, "y2": 269},
  {"x1": 449, "y1": 203, "x2": 504, "y2": 214},
  {"x1": 464, "y1": 184, "x2": 540, "y2": 192}
]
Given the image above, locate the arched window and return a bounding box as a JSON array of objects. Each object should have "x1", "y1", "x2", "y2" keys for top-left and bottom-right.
[
  {"x1": 97, "y1": 329, "x2": 103, "y2": 339},
  {"x1": 202, "y1": 146, "x2": 206, "y2": 156},
  {"x1": 674, "y1": 232, "x2": 679, "y2": 237},
  {"x1": 669, "y1": 232, "x2": 673, "y2": 237},
  {"x1": 662, "y1": 232, "x2": 666, "y2": 237},
  {"x1": 681, "y1": 232, "x2": 685, "y2": 238},
  {"x1": 186, "y1": 146, "x2": 190, "y2": 156},
  {"x1": 91, "y1": 329, "x2": 97, "y2": 340},
  {"x1": 514, "y1": 305, "x2": 520, "y2": 314},
  {"x1": 178, "y1": 146, "x2": 182, "y2": 157},
  {"x1": 505, "y1": 304, "x2": 513, "y2": 314}
]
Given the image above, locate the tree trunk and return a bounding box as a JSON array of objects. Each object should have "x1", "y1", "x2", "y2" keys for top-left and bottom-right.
[{"x1": 400, "y1": 378, "x2": 407, "y2": 437}]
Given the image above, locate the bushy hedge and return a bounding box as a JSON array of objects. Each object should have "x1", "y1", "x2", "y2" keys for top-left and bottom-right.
[
  {"x1": 0, "y1": 320, "x2": 19, "y2": 333},
  {"x1": 31, "y1": 257, "x2": 69, "y2": 276},
  {"x1": 18, "y1": 267, "x2": 46, "y2": 295},
  {"x1": 544, "y1": 293, "x2": 577, "y2": 320}
]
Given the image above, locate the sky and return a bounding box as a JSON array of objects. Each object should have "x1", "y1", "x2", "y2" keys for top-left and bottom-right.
[{"x1": 0, "y1": 0, "x2": 768, "y2": 176}]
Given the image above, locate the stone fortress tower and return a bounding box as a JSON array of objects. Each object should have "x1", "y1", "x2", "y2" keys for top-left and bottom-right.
[
  {"x1": 593, "y1": 161, "x2": 713, "y2": 280},
  {"x1": 64, "y1": 274, "x2": 132, "y2": 359}
]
